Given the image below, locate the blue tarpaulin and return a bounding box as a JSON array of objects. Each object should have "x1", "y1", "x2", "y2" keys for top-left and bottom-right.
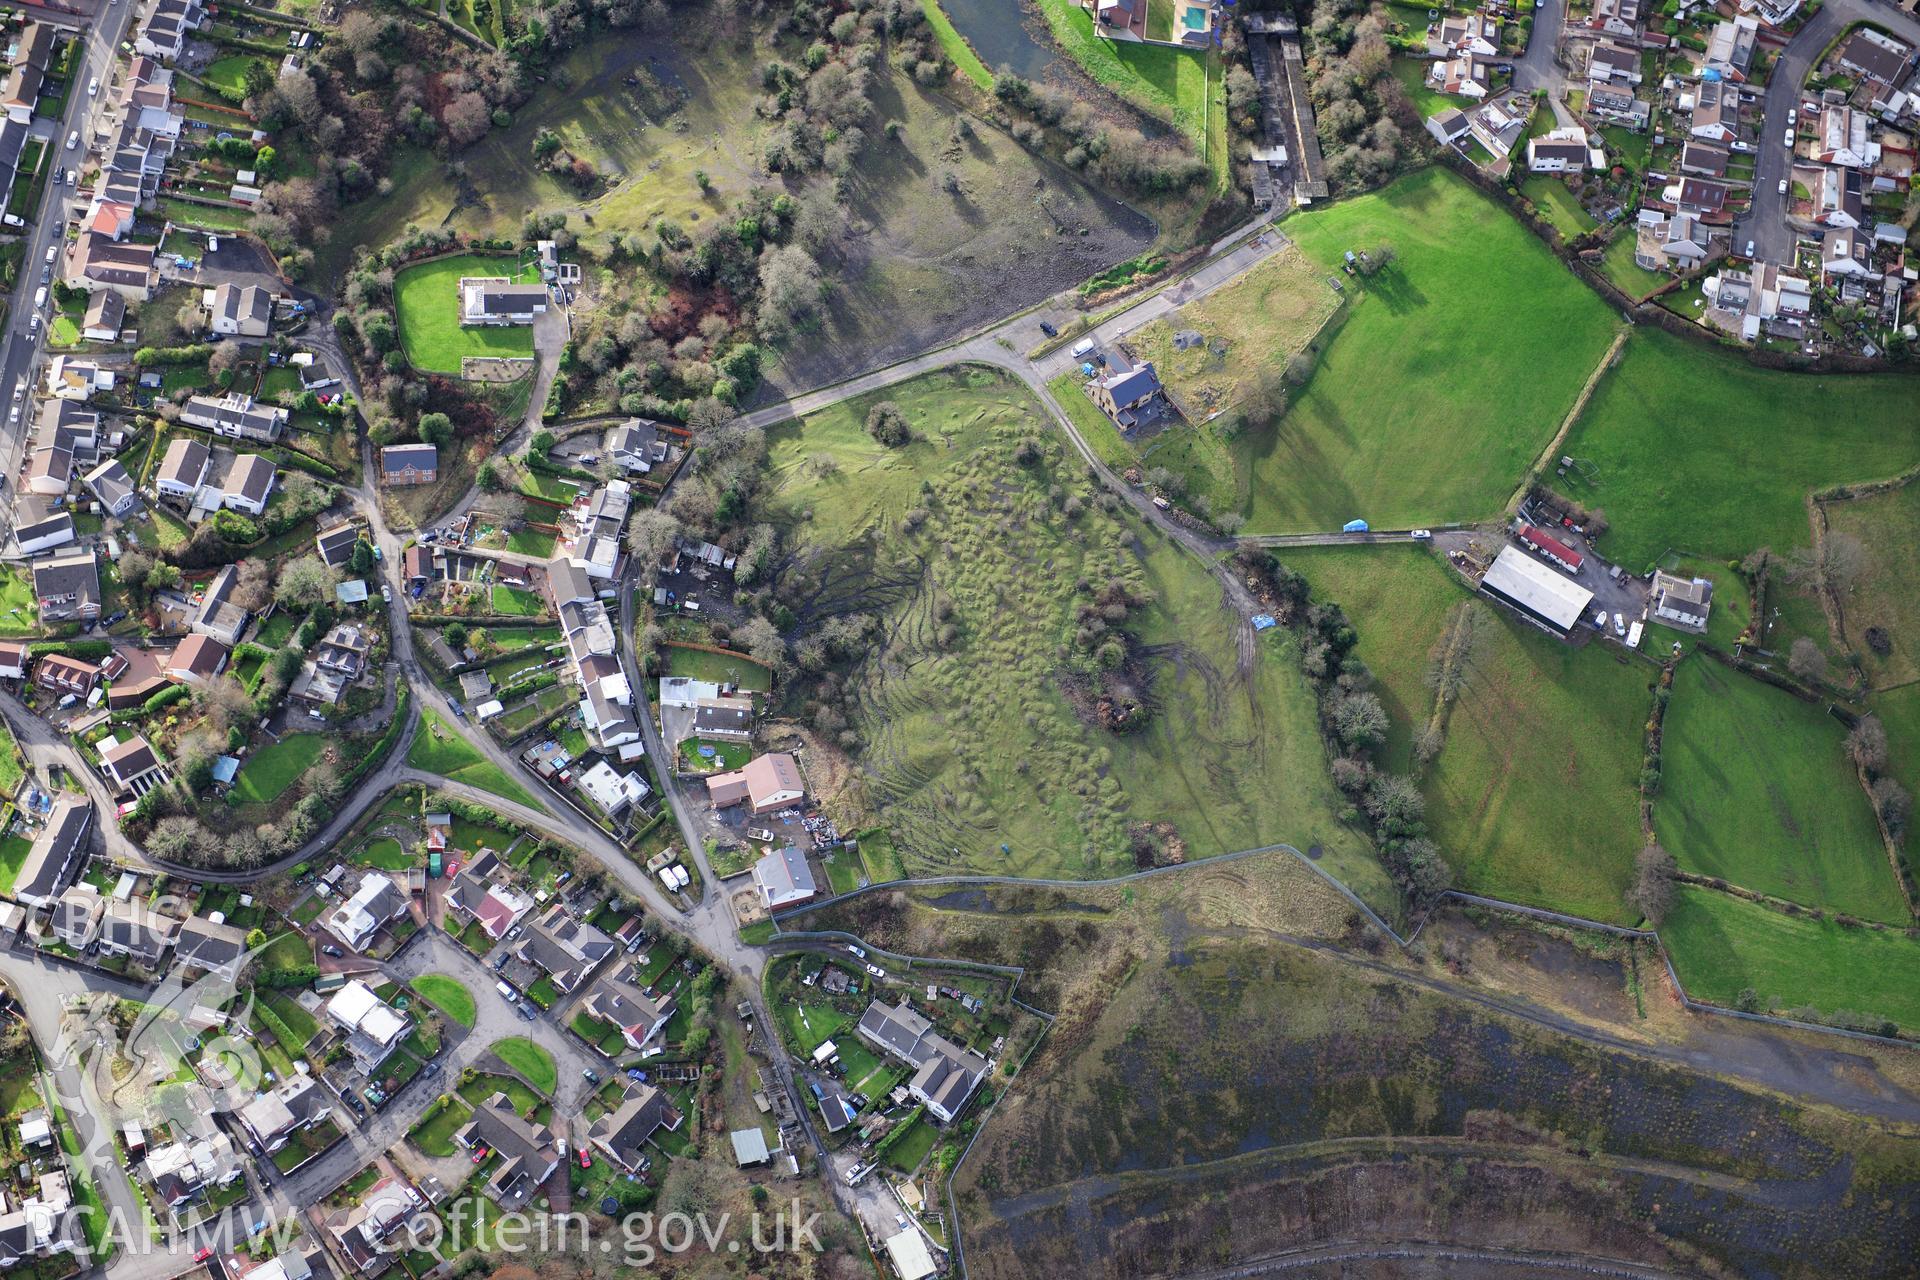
[{"x1": 1251, "y1": 614, "x2": 1277, "y2": 632}]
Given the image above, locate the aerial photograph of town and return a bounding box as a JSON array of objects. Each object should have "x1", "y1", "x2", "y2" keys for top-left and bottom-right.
[{"x1": 0, "y1": 0, "x2": 1906, "y2": 1273}]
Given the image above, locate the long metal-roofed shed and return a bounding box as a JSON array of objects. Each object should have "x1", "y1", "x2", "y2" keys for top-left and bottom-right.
[{"x1": 1479, "y1": 546, "x2": 1594, "y2": 638}]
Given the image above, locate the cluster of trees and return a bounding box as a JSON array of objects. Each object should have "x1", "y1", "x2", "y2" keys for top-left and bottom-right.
[
  {"x1": 127, "y1": 554, "x2": 390, "y2": 868},
  {"x1": 1239, "y1": 548, "x2": 1453, "y2": 905},
  {"x1": 1845, "y1": 714, "x2": 1911, "y2": 842},
  {"x1": 553, "y1": 185, "x2": 831, "y2": 421},
  {"x1": 991, "y1": 73, "x2": 1209, "y2": 196},
  {"x1": 1300, "y1": 0, "x2": 1421, "y2": 191}
]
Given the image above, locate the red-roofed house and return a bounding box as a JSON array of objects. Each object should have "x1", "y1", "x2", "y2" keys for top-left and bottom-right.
[
  {"x1": 474, "y1": 884, "x2": 535, "y2": 940},
  {"x1": 1517, "y1": 525, "x2": 1583, "y2": 573}
]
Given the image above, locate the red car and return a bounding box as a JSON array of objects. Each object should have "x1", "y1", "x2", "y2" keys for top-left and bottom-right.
[
  {"x1": 193, "y1": 1248, "x2": 212, "y2": 1263},
  {"x1": 578, "y1": 1149, "x2": 591, "y2": 1169},
  {"x1": 471, "y1": 1145, "x2": 490, "y2": 1164}
]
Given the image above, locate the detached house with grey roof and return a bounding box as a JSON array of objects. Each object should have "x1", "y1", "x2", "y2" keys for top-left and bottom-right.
[{"x1": 380, "y1": 444, "x2": 437, "y2": 487}]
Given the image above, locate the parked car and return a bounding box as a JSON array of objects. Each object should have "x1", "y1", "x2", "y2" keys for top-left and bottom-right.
[
  {"x1": 864, "y1": 963, "x2": 886, "y2": 979},
  {"x1": 1777, "y1": 178, "x2": 1787, "y2": 195},
  {"x1": 1783, "y1": 127, "x2": 1793, "y2": 146},
  {"x1": 1745, "y1": 240, "x2": 1755, "y2": 257},
  {"x1": 65, "y1": 130, "x2": 78, "y2": 150},
  {"x1": 87, "y1": 77, "x2": 97, "y2": 96},
  {"x1": 1787, "y1": 107, "x2": 1797, "y2": 126},
  {"x1": 1038, "y1": 320, "x2": 1057, "y2": 337},
  {"x1": 1410, "y1": 529, "x2": 1433, "y2": 541},
  {"x1": 471, "y1": 1145, "x2": 489, "y2": 1164},
  {"x1": 321, "y1": 944, "x2": 342, "y2": 957},
  {"x1": 578, "y1": 1149, "x2": 592, "y2": 1169},
  {"x1": 582, "y1": 1068, "x2": 600, "y2": 1084}
]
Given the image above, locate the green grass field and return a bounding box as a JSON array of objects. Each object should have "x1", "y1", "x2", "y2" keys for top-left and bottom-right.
[
  {"x1": 232, "y1": 734, "x2": 329, "y2": 806},
  {"x1": 767, "y1": 366, "x2": 1392, "y2": 908},
  {"x1": 1662, "y1": 886, "x2": 1920, "y2": 1032},
  {"x1": 406, "y1": 707, "x2": 542, "y2": 808},
  {"x1": 1557, "y1": 328, "x2": 1920, "y2": 570},
  {"x1": 1286, "y1": 546, "x2": 1650, "y2": 922},
  {"x1": 1241, "y1": 168, "x2": 1620, "y2": 532},
  {"x1": 393, "y1": 254, "x2": 538, "y2": 376},
  {"x1": 490, "y1": 1036, "x2": 557, "y2": 1093},
  {"x1": 1654, "y1": 659, "x2": 1905, "y2": 922},
  {"x1": 1820, "y1": 482, "x2": 1920, "y2": 690},
  {"x1": 663, "y1": 643, "x2": 774, "y2": 692}
]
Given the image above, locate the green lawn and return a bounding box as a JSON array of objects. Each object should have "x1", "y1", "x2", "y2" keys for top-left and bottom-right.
[
  {"x1": 0, "y1": 567, "x2": 37, "y2": 632},
  {"x1": 1242, "y1": 168, "x2": 1621, "y2": 532},
  {"x1": 1598, "y1": 232, "x2": 1669, "y2": 302},
  {"x1": 1662, "y1": 886, "x2": 1920, "y2": 1032},
  {"x1": 1655, "y1": 659, "x2": 1906, "y2": 922},
  {"x1": 678, "y1": 739, "x2": 752, "y2": 772},
  {"x1": 1558, "y1": 328, "x2": 1920, "y2": 571},
  {"x1": 1032, "y1": 0, "x2": 1212, "y2": 144},
  {"x1": 255, "y1": 611, "x2": 300, "y2": 648},
  {"x1": 765, "y1": 366, "x2": 1392, "y2": 908},
  {"x1": 663, "y1": 643, "x2": 774, "y2": 692},
  {"x1": 1389, "y1": 56, "x2": 1461, "y2": 119},
  {"x1": 504, "y1": 527, "x2": 556, "y2": 558},
  {"x1": 882, "y1": 1113, "x2": 940, "y2": 1172},
  {"x1": 1521, "y1": 176, "x2": 1597, "y2": 239},
  {"x1": 490, "y1": 1036, "x2": 557, "y2": 1093},
  {"x1": 232, "y1": 734, "x2": 329, "y2": 805},
  {"x1": 407, "y1": 1096, "x2": 473, "y2": 1157},
  {"x1": 482, "y1": 626, "x2": 562, "y2": 654},
  {"x1": 393, "y1": 254, "x2": 539, "y2": 375},
  {"x1": 201, "y1": 54, "x2": 263, "y2": 95},
  {"x1": 406, "y1": 707, "x2": 542, "y2": 808},
  {"x1": 0, "y1": 834, "x2": 35, "y2": 896},
  {"x1": 1286, "y1": 546, "x2": 1651, "y2": 923},
  {"x1": 260, "y1": 989, "x2": 320, "y2": 1047},
  {"x1": 490, "y1": 585, "x2": 545, "y2": 616},
  {"x1": 457, "y1": 1072, "x2": 548, "y2": 1121},
  {"x1": 412, "y1": 975, "x2": 477, "y2": 1027},
  {"x1": 355, "y1": 837, "x2": 416, "y2": 871}
]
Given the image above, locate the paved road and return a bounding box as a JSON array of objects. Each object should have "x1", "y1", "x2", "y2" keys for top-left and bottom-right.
[
  {"x1": 0, "y1": 0, "x2": 139, "y2": 499},
  {"x1": 1738, "y1": 0, "x2": 1920, "y2": 263}
]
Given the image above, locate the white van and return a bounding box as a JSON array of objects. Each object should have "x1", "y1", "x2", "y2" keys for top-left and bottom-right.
[
  {"x1": 42, "y1": 245, "x2": 55, "y2": 265},
  {"x1": 495, "y1": 980, "x2": 517, "y2": 1002},
  {"x1": 32, "y1": 287, "x2": 46, "y2": 310},
  {"x1": 1070, "y1": 338, "x2": 1095, "y2": 359},
  {"x1": 65, "y1": 130, "x2": 78, "y2": 150}
]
